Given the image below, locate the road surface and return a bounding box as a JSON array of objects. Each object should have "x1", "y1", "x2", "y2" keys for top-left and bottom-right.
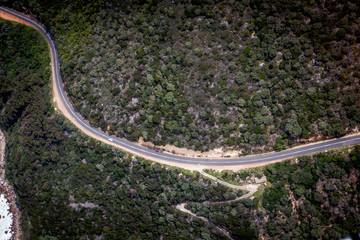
[{"x1": 1, "y1": 6, "x2": 360, "y2": 167}]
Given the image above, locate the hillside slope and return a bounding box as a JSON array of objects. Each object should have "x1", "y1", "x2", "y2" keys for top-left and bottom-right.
[{"x1": 4, "y1": 0, "x2": 360, "y2": 154}]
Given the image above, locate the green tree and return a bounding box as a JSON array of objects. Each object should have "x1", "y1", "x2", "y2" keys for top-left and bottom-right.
[{"x1": 285, "y1": 115, "x2": 302, "y2": 139}]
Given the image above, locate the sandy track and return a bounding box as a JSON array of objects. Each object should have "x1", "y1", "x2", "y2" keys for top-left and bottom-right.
[{"x1": 175, "y1": 171, "x2": 260, "y2": 239}]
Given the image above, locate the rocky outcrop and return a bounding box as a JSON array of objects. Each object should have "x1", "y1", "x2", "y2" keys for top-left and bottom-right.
[{"x1": 0, "y1": 131, "x2": 22, "y2": 240}]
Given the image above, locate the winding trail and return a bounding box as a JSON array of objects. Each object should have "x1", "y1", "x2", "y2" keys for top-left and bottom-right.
[{"x1": 175, "y1": 171, "x2": 259, "y2": 239}]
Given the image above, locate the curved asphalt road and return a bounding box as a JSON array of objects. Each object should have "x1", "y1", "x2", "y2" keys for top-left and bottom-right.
[{"x1": 1, "y1": 6, "x2": 360, "y2": 166}]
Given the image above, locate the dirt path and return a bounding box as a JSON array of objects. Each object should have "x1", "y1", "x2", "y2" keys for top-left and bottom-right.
[
  {"x1": 200, "y1": 171, "x2": 259, "y2": 192},
  {"x1": 175, "y1": 171, "x2": 260, "y2": 239},
  {"x1": 176, "y1": 202, "x2": 235, "y2": 239},
  {"x1": 0, "y1": 131, "x2": 22, "y2": 240}
]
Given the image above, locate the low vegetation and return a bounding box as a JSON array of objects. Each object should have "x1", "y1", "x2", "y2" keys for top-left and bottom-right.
[
  {"x1": 1, "y1": 1, "x2": 360, "y2": 239},
  {"x1": 0, "y1": 20, "x2": 239, "y2": 239},
  {"x1": 5, "y1": 0, "x2": 360, "y2": 153},
  {"x1": 191, "y1": 147, "x2": 360, "y2": 239}
]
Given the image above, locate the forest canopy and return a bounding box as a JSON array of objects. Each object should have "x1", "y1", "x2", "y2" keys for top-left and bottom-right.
[
  {"x1": 1, "y1": 1, "x2": 360, "y2": 239},
  {"x1": 4, "y1": 0, "x2": 360, "y2": 153}
]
